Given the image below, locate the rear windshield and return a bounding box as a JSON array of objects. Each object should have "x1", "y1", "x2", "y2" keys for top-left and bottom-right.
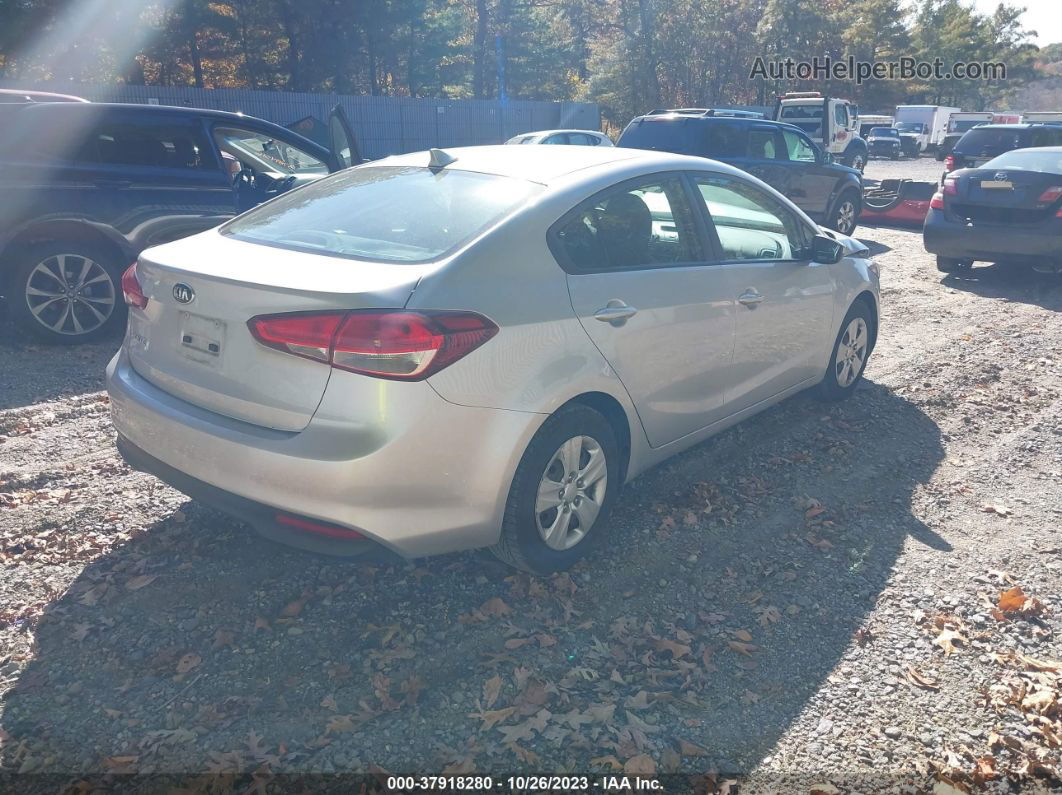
[
  {"x1": 869, "y1": 128, "x2": 898, "y2": 137},
  {"x1": 956, "y1": 128, "x2": 1027, "y2": 152},
  {"x1": 617, "y1": 119, "x2": 694, "y2": 153},
  {"x1": 983, "y1": 149, "x2": 1062, "y2": 173},
  {"x1": 223, "y1": 166, "x2": 543, "y2": 263},
  {"x1": 780, "y1": 106, "x2": 822, "y2": 119}
]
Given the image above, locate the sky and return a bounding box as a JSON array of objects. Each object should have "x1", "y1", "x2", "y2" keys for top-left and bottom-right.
[{"x1": 971, "y1": 0, "x2": 1058, "y2": 46}]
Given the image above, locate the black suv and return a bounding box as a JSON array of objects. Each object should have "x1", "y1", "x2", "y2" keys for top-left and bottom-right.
[
  {"x1": 944, "y1": 123, "x2": 1062, "y2": 179},
  {"x1": 617, "y1": 110, "x2": 863, "y2": 235},
  {"x1": 0, "y1": 101, "x2": 358, "y2": 343}
]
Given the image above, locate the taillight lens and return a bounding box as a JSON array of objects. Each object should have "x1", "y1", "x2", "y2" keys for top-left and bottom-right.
[
  {"x1": 248, "y1": 310, "x2": 498, "y2": 381},
  {"x1": 944, "y1": 154, "x2": 956, "y2": 172},
  {"x1": 121, "y1": 263, "x2": 147, "y2": 309},
  {"x1": 930, "y1": 192, "x2": 945, "y2": 210},
  {"x1": 942, "y1": 177, "x2": 958, "y2": 195},
  {"x1": 1036, "y1": 186, "x2": 1062, "y2": 203}
]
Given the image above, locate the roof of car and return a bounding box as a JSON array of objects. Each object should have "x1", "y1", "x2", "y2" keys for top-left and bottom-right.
[
  {"x1": 7, "y1": 100, "x2": 275, "y2": 124},
  {"x1": 967, "y1": 123, "x2": 1039, "y2": 130},
  {"x1": 519, "y1": 129, "x2": 606, "y2": 137},
  {"x1": 372, "y1": 144, "x2": 745, "y2": 184},
  {"x1": 629, "y1": 112, "x2": 807, "y2": 135}
]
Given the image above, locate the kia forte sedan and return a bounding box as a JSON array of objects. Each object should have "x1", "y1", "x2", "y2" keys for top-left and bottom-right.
[{"x1": 107, "y1": 145, "x2": 879, "y2": 573}]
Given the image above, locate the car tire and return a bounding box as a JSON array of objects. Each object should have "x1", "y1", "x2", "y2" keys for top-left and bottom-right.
[
  {"x1": 847, "y1": 153, "x2": 867, "y2": 173},
  {"x1": 890, "y1": 152, "x2": 900, "y2": 160},
  {"x1": 828, "y1": 191, "x2": 861, "y2": 236},
  {"x1": 7, "y1": 240, "x2": 127, "y2": 344},
  {"x1": 816, "y1": 301, "x2": 874, "y2": 401},
  {"x1": 491, "y1": 404, "x2": 621, "y2": 574},
  {"x1": 936, "y1": 256, "x2": 973, "y2": 274}
]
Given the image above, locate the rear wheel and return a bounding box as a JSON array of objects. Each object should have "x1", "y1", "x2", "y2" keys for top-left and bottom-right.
[
  {"x1": 817, "y1": 301, "x2": 874, "y2": 401},
  {"x1": 492, "y1": 404, "x2": 620, "y2": 574},
  {"x1": 936, "y1": 256, "x2": 973, "y2": 274},
  {"x1": 7, "y1": 240, "x2": 126, "y2": 343}
]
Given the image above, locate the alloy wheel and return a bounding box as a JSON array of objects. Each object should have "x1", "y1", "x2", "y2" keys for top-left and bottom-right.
[
  {"x1": 834, "y1": 316, "x2": 868, "y2": 388},
  {"x1": 24, "y1": 254, "x2": 116, "y2": 336},
  {"x1": 535, "y1": 435, "x2": 608, "y2": 551},
  {"x1": 835, "y1": 201, "x2": 857, "y2": 235}
]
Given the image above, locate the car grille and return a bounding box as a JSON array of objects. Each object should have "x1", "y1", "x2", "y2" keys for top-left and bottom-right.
[{"x1": 952, "y1": 203, "x2": 1053, "y2": 225}]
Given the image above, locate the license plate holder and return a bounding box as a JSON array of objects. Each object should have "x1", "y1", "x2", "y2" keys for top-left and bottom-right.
[
  {"x1": 980, "y1": 179, "x2": 1012, "y2": 189},
  {"x1": 179, "y1": 312, "x2": 226, "y2": 367}
]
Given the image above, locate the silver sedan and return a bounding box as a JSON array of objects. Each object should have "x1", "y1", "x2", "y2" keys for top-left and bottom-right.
[{"x1": 107, "y1": 145, "x2": 879, "y2": 573}]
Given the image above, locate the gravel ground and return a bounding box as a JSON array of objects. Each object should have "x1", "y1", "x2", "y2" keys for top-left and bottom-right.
[{"x1": 1, "y1": 192, "x2": 1060, "y2": 792}]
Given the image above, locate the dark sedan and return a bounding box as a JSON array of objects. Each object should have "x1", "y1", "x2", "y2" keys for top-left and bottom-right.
[{"x1": 924, "y1": 147, "x2": 1062, "y2": 273}]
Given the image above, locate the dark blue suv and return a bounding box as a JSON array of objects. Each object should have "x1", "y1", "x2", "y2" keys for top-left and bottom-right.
[
  {"x1": 0, "y1": 101, "x2": 357, "y2": 343},
  {"x1": 617, "y1": 110, "x2": 863, "y2": 235}
]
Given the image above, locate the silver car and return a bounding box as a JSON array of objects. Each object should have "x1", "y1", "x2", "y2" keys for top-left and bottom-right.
[
  {"x1": 505, "y1": 129, "x2": 614, "y2": 147},
  {"x1": 107, "y1": 145, "x2": 879, "y2": 573}
]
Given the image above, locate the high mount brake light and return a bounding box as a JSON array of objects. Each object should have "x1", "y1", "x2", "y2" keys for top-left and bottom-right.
[
  {"x1": 121, "y1": 263, "x2": 148, "y2": 309},
  {"x1": 248, "y1": 310, "x2": 498, "y2": 381}
]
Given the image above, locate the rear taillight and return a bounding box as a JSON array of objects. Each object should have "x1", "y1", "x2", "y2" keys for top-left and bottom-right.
[
  {"x1": 248, "y1": 310, "x2": 498, "y2": 381},
  {"x1": 121, "y1": 263, "x2": 148, "y2": 309},
  {"x1": 1036, "y1": 186, "x2": 1062, "y2": 203},
  {"x1": 930, "y1": 192, "x2": 945, "y2": 210},
  {"x1": 942, "y1": 177, "x2": 958, "y2": 195},
  {"x1": 944, "y1": 154, "x2": 956, "y2": 172}
]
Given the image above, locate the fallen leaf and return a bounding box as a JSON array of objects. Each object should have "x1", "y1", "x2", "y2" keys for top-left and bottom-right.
[
  {"x1": 212, "y1": 630, "x2": 235, "y2": 649},
  {"x1": 905, "y1": 666, "x2": 940, "y2": 690},
  {"x1": 479, "y1": 597, "x2": 511, "y2": 617},
  {"x1": 320, "y1": 695, "x2": 337, "y2": 712},
  {"x1": 727, "y1": 640, "x2": 756, "y2": 656},
  {"x1": 678, "y1": 739, "x2": 709, "y2": 757},
  {"x1": 933, "y1": 627, "x2": 967, "y2": 656},
  {"x1": 733, "y1": 629, "x2": 753, "y2": 642},
  {"x1": 624, "y1": 753, "x2": 656, "y2": 776},
  {"x1": 809, "y1": 785, "x2": 840, "y2": 795},
  {"x1": 590, "y1": 755, "x2": 623, "y2": 771},
  {"x1": 125, "y1": 574, "x2": 158, "y2": 591},
  {"x1": 504, "y1": 637, "x2": 533, "y2": 650},
  {"x1": 175, "y1": 653, "x2": 201, "y2": 674},
  {"x1": 279, "y1": 591, "x2": 311, "y2": 618},
  {"x1": 653, "y1": 638, "x2": 691, "y2": 659},
  {"x1": 981, "y1": 503, "x2": 1011, "y2": 516},
  {"x1": 471, "y1": 706, "x2": 516, "y2": 729},
  {"x1": 483, "y1": 675, "x2": 503, "y2": 709}
]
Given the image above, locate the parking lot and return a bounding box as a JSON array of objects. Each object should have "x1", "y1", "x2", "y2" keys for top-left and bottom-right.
[{"x1": 1, "y1": 157, "x2": 1060, "y2": 789}]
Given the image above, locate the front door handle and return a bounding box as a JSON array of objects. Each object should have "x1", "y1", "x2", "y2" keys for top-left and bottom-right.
[
  {"x1": 594, "y1": 300, "x2": 638, "y2": 327},
  {"x1": 738, "y1": 290, "x2": 765, "y2": 308}
]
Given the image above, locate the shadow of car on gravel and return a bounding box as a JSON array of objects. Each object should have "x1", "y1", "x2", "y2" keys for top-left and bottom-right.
[
  {"x1": 940, "y1": 264, "x2": 1062, "y2": 313},
  {"x1": 1, "y1": 379, "x2": 947, "y2": 787},
  {"x1": 0, "y1": 326, "x2": 120, "y2": 410},
  {"x1": 853, "y1": 236, "x2": 893, "y2": 257}
]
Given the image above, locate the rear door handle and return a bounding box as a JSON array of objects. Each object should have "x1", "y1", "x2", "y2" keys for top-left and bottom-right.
[
  {"x1": 738, "y1": 290, "x2": 765, "y2": 307},
  {"x1": 594, "y1": 300, "x2": 638, "y2": 327}
]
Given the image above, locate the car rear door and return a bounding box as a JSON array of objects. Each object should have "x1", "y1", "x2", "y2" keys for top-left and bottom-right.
[
  {"x1": 89, "y1": 109, "x2": 236, "y2": 250},
  {"x1": 327, "y1": 104, "x2": 362, "y2": 169},
  {"x1": 689, "y1": 171, "x2": 835, "y2": 412},
  {"x1": 559, "y1": 173, "x2": 737, "y2": 447},
  {"x1": 735, "y1": 125, "x2": 796, "y2": 203}
]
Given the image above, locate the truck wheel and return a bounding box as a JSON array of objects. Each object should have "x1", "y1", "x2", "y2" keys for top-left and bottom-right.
[
  {"x1": 936, "y1": 257, "x2": 972, "y2": 274},
  {"x1": 845, "y1": 153, "x2": 866, "y2": 173},
  {"x1": 7, "y1": 240, "x2": 127, "y2": 344}
]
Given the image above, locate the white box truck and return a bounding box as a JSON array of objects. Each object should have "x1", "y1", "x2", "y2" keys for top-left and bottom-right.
[
  {"x1": 1023, "y1": 111, "x2": 1062, "y2": 123},
  {"x1": 893, "y1": 105, "x2": 960, "y2": 155}
]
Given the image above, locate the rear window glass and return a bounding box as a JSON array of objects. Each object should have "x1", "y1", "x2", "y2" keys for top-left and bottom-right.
[
  {"x1": 223, "y1": 166, "x2": 543, "y2": 263},
  {"x1": 983, "y1": 149, "x2": 1062, "y2": 173},
  {"x1": 956, "y1": 128, "x2": 1027, "y2": 152},
  {"x1": 617, "y1": 119, "x2": 694, "y2": 154},
  {"x1": 869, "y1": 128, "x2": 898, "y2": 137},
  {"x1": 780, "y1": 105, "x2": 822, "y2": 119}
]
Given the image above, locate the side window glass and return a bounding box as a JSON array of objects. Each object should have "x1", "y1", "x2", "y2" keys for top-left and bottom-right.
[
  {"x1": 834, "y1": 104, "x2": 848, "y2": 127},
  {"x1": 90, "y1": 118, "x2": 214, "y2": 170},
  {"x1": 543, "y1": 134, "x2": 568, "y2": 145},
  {"x1": 568, "y1": 133, "x2": 593, "y2": 146},
  {"x1": 747, "y1": 129, "x2": 780, "y2": 160},
  {"x1": 694, "y1": 175, "x2": 810, "y2": 261},
  {"x1": 214, "y1": 126, "x2": 328, "y2": 175},
  {"x1": 554, "y1": 178, "x2": 699, "y2": 271},
  {"x1": 703, "y1": 124, "x2": 745, "y2": 157},
  {"x1": 783, "y1": 130, "x2": 817, "y2": 162}
]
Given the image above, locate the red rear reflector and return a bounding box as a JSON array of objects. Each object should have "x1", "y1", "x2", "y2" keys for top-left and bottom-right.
[
  {"x1": 121, "y1": 263, "x2": 147, "y2": 309},
  {"x1": 1037, "y1": 186, "x2": 1062, "y2": 203},
  {"x1": 930, "y1": 193, "x2": 945, "y2": 210},
  {"x1": 275, "y1": 513, "x2": 364, "y2": 539},
  {"x1": 944, "y1": 154, "x2": 955, "y2": 172},
  {"x1": 248, "y1": 310, "x2": 498, "y2": 381}
]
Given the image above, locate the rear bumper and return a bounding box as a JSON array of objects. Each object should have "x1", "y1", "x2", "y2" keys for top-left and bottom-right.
[
  {"x1": 923, "y1": 210, "x2": 1062, "y2": 263},
  {"x1": 107, "y1": 350, "x2": 543, "y2": 558}
]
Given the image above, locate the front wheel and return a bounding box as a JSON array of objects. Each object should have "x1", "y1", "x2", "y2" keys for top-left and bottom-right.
[
  {"x1": 936, "y1": 256, "x2": 973, "y2": 273},
  {"x1": 846, "y1": 153, "x2": 867, "y2": 173},
  {"x1": 492, "y1": 404, "x2": 620, "y2": 574},
  {"x1": 816, "y1": 302, "x2": 874, "y2": 401},
  {"x1": 828, "y1": 192, "x2": 860, "y2": 236},
  {"x1": 7, "y1": 240, "x2": 126, "y2": 344}
]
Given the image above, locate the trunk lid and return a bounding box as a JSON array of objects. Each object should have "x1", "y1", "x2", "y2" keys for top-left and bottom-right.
[
  {"x1": 127, "y1": 230, "x2": 429, "y2": 431},
  {"x1": 951, "y1": 169, "x2": 1061, "y2": 224}
]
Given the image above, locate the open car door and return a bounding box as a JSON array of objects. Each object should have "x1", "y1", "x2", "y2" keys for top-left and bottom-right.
[{"x1": 328, "y1": 104, "x2": 362, "y2": 171}]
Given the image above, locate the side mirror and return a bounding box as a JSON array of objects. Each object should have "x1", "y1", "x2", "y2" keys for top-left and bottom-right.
[{"x1": 811, "y1": 234, "x2": 845, "y2": 263}]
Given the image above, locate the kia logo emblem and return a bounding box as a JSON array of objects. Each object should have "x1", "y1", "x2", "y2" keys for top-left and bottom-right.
[{"x1": 172, "y1": 283, "x2": 195, "y2": 304}]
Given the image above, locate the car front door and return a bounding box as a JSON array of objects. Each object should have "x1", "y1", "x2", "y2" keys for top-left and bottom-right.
[
  {"x1": 328, "y1": 104, "x2": 361, "y2": 168},
  {"x1": 690, "y1": 172, "x2": 836, "y2": 413},
  {"x1": 559, "y1": 174, "x2": 736, "y2": 448},
  {"x1": 780, "y1": 128, "x2": 835, "y2": 219}
]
